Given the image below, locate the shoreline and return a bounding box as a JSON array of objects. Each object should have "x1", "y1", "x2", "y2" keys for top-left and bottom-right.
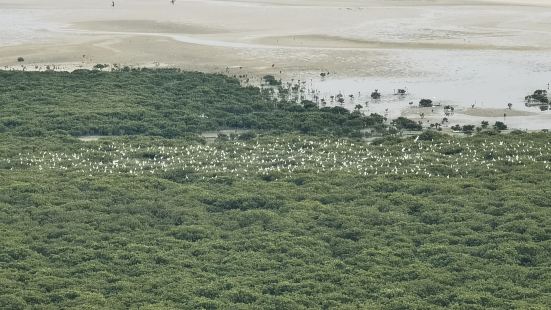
[
  {"x1": 1, "y1": 0, "x2": 550, "y2": 131},
  {"x1": 1, "y1": 65, "x2": 549, "y2": 131}
]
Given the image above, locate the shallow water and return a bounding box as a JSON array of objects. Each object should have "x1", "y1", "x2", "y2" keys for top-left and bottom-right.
[
  {"x1": 79, "y1": 30, "x2": 551, "y2": 114},
  {"x1": 288, "y1": 48, "x2": 551, "y2": 128},
  {"x1": 0, "y1": 9, "x2": 59, "y2": 46},
  {"x1": 312, "y1": 50, "x2": 550, "y2": 105}
]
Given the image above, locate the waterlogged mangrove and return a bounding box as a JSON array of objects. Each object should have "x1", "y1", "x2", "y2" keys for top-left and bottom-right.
[{"x1": 0, "y1": 70, "x2": 550, "y2": 309}]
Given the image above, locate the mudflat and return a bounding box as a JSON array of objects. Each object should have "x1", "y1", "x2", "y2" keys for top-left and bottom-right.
[{"x1": 2, "y1": 0, "x2": 550, "y2": 70}]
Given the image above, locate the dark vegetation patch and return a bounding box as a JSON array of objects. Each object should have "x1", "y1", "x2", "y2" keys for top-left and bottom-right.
[
  {"x1": 0, "y1": 70, "x2": 550, "y2": 309},
  {"x1": 0, "y1": 69, "x2": 384, "y2": 138}
]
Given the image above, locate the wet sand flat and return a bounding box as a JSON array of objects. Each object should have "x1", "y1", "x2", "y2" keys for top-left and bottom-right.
[
  {"x1": 74, "y1": 20, "x2": 224, "y2": 35},
  {"x1": 459, "y1": 108, "x2": 537, "y2": 117},
  {"x1": 255, "y1": 34, "x2": 542, "y2": 51}
]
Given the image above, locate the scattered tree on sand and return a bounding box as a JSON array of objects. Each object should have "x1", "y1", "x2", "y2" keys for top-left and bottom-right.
[
  {"x1": 525, "y1": 90, "x2": 548, "y2": 104},
  {"x1": 419, "y1": 99, "x2": 433, "y2": 107}
]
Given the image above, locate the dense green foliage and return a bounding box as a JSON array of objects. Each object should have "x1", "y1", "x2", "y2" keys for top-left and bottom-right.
[
  {"x1": 2, "y1": 132, "x2": 551, "y2": 309},
  {"x1": 0, "y1": 69, "x2": 382, "y2": 138},
  {"x1": 1, "y1": 70, "x2": 550, "y2": 309}
]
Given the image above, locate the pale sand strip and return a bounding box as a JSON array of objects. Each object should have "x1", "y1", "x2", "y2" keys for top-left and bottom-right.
[
  {"x1": 73, "y1": 20, "x2": 224, "y2": 35},
  {"x1": 254, "y1": 35, "x2": 544, "y2": 51}
]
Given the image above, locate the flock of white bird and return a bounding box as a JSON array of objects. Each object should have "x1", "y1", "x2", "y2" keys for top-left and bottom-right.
[{"x1": 3, "y1": 137, "x2": 551, "y2": 179}]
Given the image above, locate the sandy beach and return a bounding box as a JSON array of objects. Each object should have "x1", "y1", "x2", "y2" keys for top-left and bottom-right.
[{"x1": 1, "y1": 0, "x2": 550, "y2": 129}]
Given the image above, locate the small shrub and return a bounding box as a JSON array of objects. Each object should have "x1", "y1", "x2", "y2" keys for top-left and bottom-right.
[
  {"x1": 462, "y1": 125, "x2": 475, "y2": 132},
  {"x1": 510, "y1": 129, "x2": 525, "y2": 135},
  {"x1": 494, "y1": 121, "x2": 507, "y2": 131},
  {"x1": 238, "y1": 131, "x2": 257, "y2": 141},
  {"x1": 419, "y1": 99, "x2": 433, "y2": 107},
  {"x1": 262, "y1": 75, "x2": 281, "y2": 86},
  {"x1": 526, "y1": 90, "x2": 548, "y2": 103},
  {"x1": 216, "y1": 133, "x2": 229, "y2": 141},
  {"x1": 392, "y1": 117, "x2": 422, "y2": 131},
  {"x1": 418, "y1": 130, "x2": 444, "y2": 141},
  {"x1": 301, "y1": 100, "x2": 317, "y2": 110},
  {"x1": 93, "y1": 64, "x2": 108, "y2": 70}
]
